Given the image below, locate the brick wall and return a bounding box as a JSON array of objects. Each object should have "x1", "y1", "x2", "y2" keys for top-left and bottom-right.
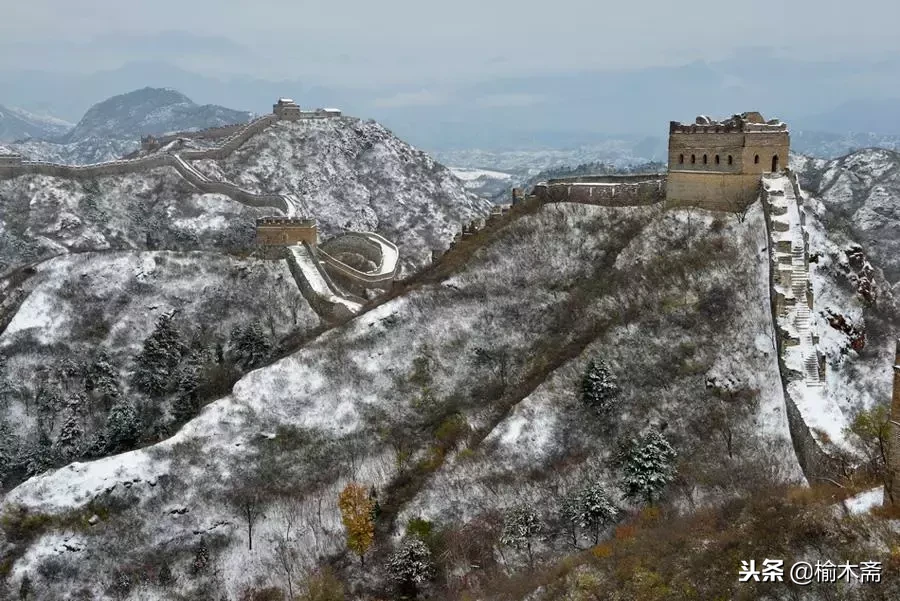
[
  {"x1": 665, "y1": 171, "x2": 761, "y2": 210},
  {"x1": 256, "y1": 222, "x2": 318, "y2": 246},
  {"x1": 531, "y1": 178, "x2": 666, "y2": 206}
]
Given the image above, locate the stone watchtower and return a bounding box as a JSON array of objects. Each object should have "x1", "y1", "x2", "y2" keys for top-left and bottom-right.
[
  {"x1": 666, "y1": 112, "x2": 790, "y2": 210},
  {"x1": 273, "y1": 98, "x2": 302, "y2": 120}
]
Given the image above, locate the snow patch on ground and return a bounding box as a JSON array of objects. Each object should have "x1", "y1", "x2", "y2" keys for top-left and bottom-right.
[
  {"x1": 449, "y1": 167, "x2": 514, "y2": 182},
  {"x1": 843, "y1": 487, "x2": 883, "y2": 515}
]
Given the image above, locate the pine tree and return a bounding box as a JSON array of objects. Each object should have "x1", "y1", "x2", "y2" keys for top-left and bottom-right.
[
  {"x1": 105, "y1": 400, "x2": 139, "y2": 453},
  {"x1": 338, "y1": 483, "x2": 375, "y2": 566},
  {"x1": 85, "y1": 349, "x2": 120, "y2": 408},
  {"x1": 0, "y1": 418, "x2": 18, "y2": 489},
  {"x1": 500, "y1": 505, "x2": 541, "y2": 567},
  {"x1": 575, "y1": 481, "x2": 618, "y2": 545},
  {"x1": 387, "y1": 537, "x2": 435, "y2": 598},
  {"x1": 110, "y1": 568, "x2": 131, "y2": 600},
  {"x1": 54, "y1": 358, "x2": 82, "y2": 394},
  {"x1": 18, "y1": 573, "x2": 31, "y2": 601},
  {"x1": 172, "y1": 351, "x2": 204, "y2": 423},
  {"x1": 191, "y1": 538, "x2": 210, "y2": 576},
  {"x1": 622, "y1": 429, "x2": 677, "y2": 505},
  {"x1": 55, "y1": 412, "x2": 84, "y2": 461},
  {"x1": 35, "y1": 384, "x2": 64, "y2": 432},
  {"x1": 230, "y1": 322, "x2": 271, "y2": 369},
  {"x1": 157, "y1": 561, "x2": 173, "y2": 586},
  {"x1": 133, "y1": 313, "x2": 186, "y2": 397},
  {"x1": 581, "y1": 359, "x2": 620, "y2": 414},
  {"x1": 24, "y1": 432, "x2": 58, "y2": 478}
]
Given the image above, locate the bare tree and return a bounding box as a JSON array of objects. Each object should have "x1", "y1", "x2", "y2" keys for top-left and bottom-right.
[
  {"x1": 724, "y1": 189, "x2": 758, "y2": 224},
  {"x1": 269, "y1": 534, "x2": 302, "y2": 599},
  {"x1": 225, "y1": 481, "x2": 267, "y2": 551},
  {"x1": 273, "y1": 497, "x2": 305, "y2": 541}
]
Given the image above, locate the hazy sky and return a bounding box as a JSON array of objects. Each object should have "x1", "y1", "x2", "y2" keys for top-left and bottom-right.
[{"x1": 3, "y1": 0, "x2": 900, "y2": 85}]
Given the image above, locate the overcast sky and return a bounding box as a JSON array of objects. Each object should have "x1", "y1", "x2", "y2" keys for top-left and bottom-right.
[{"x1": 3, "y1": 0, "x2": 900, "y2": 85}]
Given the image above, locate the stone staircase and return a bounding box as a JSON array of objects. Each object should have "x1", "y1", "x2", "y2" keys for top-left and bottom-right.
[
  {"x1": 764, "y1": 173, "x2": 823, "y2": 387},
  {"x1": 791, "y1": 243, "x2": 822, "y2": 386}
]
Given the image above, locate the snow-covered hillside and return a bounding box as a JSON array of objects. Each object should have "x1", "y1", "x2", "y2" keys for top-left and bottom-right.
[
  {"x1": 0, "y1": 201, "x2": 806, "y2": 600},
  {"x1": 7, "y1": 137, "x2": 140, "y2": 166},
  {"x1": 0, "y1": 167, "x2": 273, "y2": 276},
  {"x1": 449, "y1": 167, "x2": 514, "y2": 201},
  {"x1": 786, "y1": 150, "x2": 900, "y2": 457},
  {"x1": 0, "y1": 105, "x2": 72, "y2": 143},
  {"x1": 794, "y1": 148, "x2": 900, "y2": 284},
  {"x1": 0, "y1": 251, "x2": 318, "y2": 491},
  {"x1": 5, "y1": 88, "x2": 252, "y2": 165},
  {"x1": 62, "y1": 88, "x2": 251, "y2": 144},
  {"x1": 434, "y1": 140, "x2": 666, "y2": 176},
  {"x1": 191, "y1": 118, "x2": 492, "y2": 272},
  {"x1": 2, "y1": 101, "x2": 900, "y2": 600}
]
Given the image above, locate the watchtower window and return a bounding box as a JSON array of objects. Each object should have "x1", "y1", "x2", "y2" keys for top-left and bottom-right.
[
  {"x1": 679, "y1": 154, "x2": 684, "y2": 164},
  {"x1": 714, "y1": 155, "x2": 720, "y2": 165},
  {"x1": 772, "y1": 155, "x2": 779, "y2": 172},
  {"x1": 754, "y1": 154, "x2": 760, "y2": 164},
  {"x1": 727, "y1": 155, "x2": 733, "y2": 165},
  {"x1": 691, "y1": 154, "x2": 696, "y2": 164},
  {"x1": 702, "y1": 154, "x2": 708, "y2": 164}
]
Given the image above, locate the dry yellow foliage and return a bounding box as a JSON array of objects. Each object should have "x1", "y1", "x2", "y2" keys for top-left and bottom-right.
[{"x1": 338, "y1": 483, "x2": 375, "y2": 564}]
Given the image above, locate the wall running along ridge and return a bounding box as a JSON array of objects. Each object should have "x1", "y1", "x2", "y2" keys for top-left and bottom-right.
[
  {"x1": 0, "y1": 114, "x2": 294, "y2": 214},
  {"x1": 760, "y1": 171, "x2": 840, "y2": 482},
  {"x1": 0, "y1": 105, "x2": 396, "y2": 315},
  {"x1": 285, "y1": 243, "x2": 364, "y2": 321},
  {"x1": 529, "y1": 174, "x2": 667, "y2": 206},
  {"x1": 316, "y1": 232, "x2": 399, "y2": 287}
]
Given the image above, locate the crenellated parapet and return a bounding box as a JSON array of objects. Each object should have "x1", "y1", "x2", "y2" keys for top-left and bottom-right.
[
  {"x1": 528, "y1": 174, "x2": 667, "y2": 207},
  {"x1": 256, "y1": 217, "x2": 318, "y2": 246}
]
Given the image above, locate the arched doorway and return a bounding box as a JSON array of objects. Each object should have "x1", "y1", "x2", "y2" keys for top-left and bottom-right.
[{"x1": 771, "y1": 155, "x2": 779, "y2": 172}]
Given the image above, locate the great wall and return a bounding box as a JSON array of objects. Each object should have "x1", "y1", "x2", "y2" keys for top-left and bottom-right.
[
  {"x1": 0, "y1": 106, "x2": 868, "y2": 489},
  {"x1": 439, "y1": 112, "x2": 850, "y2": 489},
  {"x1": 0, "y1": 99, "x2": 399, "y2": 321}
]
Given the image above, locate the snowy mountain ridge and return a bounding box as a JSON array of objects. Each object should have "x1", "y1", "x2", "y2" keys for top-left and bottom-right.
[
  {"x1": 3, "y1": 88, "x2": 253, "y2": 165},
  {"x1": 0, "y1": 132, "x2": 898, "y2": 600},
  {"x1": 0, "y1": 105, "x2": 73, "y2": 143}
]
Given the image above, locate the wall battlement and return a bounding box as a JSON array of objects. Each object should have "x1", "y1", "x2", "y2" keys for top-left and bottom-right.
[
  {"x1": 256, "y1": 217, "x2": 318, "y2": 246},
  {"x1": 546, "y1": 173, "x2": 665, "y2": 185},
  {"x1": 529, "y1": 175, "x2": 667, "y2": 206},
  {"x1": 669, "y1": 111, "x2": 788, "y2": 134},
  {"x1": 141, "y1": 122, "x2": 248, "y2": 151}
]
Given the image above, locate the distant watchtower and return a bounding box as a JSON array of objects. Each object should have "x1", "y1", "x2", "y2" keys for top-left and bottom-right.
[
  {"x1": 273, "y1": 98, "x2": 302, "y2": 120},
  {"x1": 666, "y1": 112, "x2": 790, "y2": 210}
]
